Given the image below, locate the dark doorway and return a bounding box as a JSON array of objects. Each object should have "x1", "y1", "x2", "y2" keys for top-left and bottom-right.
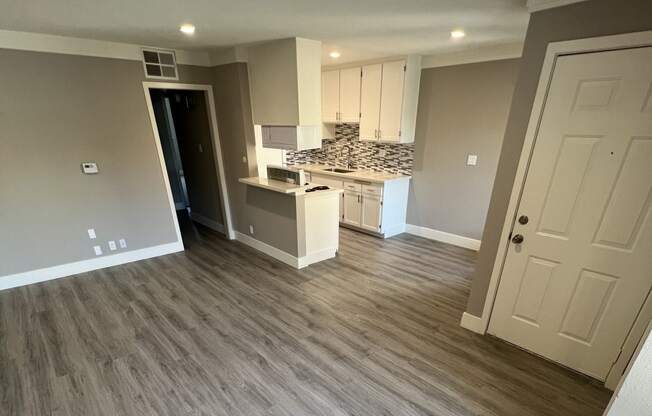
[{"x1": 149, "y1": 89, "x2": 225, "y2": 242}]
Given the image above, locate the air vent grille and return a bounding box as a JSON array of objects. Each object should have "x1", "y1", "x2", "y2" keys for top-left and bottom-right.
[{"x1": 142, "y1": 48, "x2": 178, "y2": 80}]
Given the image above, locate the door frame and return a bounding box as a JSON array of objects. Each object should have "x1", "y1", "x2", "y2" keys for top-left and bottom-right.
[
  {"x1": 473, "y1": 30, "x2": 652, "y2": 385},
  {"x1": 143, "y1": 82, "x2": 235, "y2": 241}
]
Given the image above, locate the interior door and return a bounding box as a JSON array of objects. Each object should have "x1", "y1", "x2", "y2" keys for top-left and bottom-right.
[
  {"x1": 322, "y1": 70, "x2": 339, "y2": 123},
  {"x1": 339, "y1": 67, "x2": 361, "y2": 123},
  {"x1": 489, "y1": 47, "x2": 652, "y2": 380},
  {"x1": 342, "y1": 191, "x2": 361, "y2": 226},
  {"x1": 378, "y1": 60, "x2": 405, "y2": 142},
  {"x1": 360, "y1": 193, "x2": 382, "y2": 232},
  {"x1": 359, "y1": 64, "x2": 382, "y2": 140}
]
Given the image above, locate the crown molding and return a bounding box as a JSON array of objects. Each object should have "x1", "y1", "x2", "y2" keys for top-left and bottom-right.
[
  {"x1": 526, "y1": 0, "x2": 589, "y2": 12},
  {"x1": 421, "y1": 42, "x2": 523, "y2": 69},
  {"x1": 0, "y1": 29, "x2": 211, "y2": 66}
]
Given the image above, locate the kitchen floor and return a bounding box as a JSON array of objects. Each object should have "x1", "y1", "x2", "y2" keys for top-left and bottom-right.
[{"x1": 0, "y1": 224, "x2": 612, "y2": 415}]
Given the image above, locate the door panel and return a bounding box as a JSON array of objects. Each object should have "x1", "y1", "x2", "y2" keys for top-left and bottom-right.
[
  {"x1": 360, "y1": 64, "x2": 382, "y2": 140},
  {"x1": 378, "y1": 60, "x2": 405, "y2": 142},
  {"x1": 343, "y1": 191, "x2": 361, "y2": 226},
  {"x1": 360, "y1": 194, "x2": 382, "y2": 232},
  {"x1": 339, "y1": 67, "x2": 361, "y2": 123},
  {"x1": 489, "y1": 47, "x2": 652, "y2": 380},
  {"x1": 322, "y1": 70, "x2": 339, "y2": 123}
]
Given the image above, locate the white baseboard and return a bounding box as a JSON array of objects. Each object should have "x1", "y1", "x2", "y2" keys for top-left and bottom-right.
[
  {"x1": 190, "y1": 212, "x2": 225, "y2": 234},
  {"x1": 405, "y1": 224, "x2": 481, "y2": 251},
  {"x1": 297, "y1": 247, "x2": 337, "y2": 268},
  {"x1": 382, "y1": 223, "x2": 406, "y2": 238},
  {"x1": 235, "y1": 231, "x2": 299, "y2": 268},
  {"x1": 0, "y1": 241, "x2": 184, "y2": 291},
  {"x1": 460, "y1": 312, "x2": 486, "y2": 334},
  {"x1": 235, "y1": 231, "x2": 335, "y2": 269}
]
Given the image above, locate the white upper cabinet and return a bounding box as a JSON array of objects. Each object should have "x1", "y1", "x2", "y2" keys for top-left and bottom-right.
[
  {"x1": 322, "y1": 70, "x2": 339, "y2": 123},
  {"x1": 321, "y1": 66, "x2": 361, "y2": 124},
  {"x1": 359, "y1": 64, "x2": 382, "y2": 140},
  {"x1": 339, "y1": 67, "x2": 361, "y2": 123},
  {"x1": 378, "y1": 60, "x2": 406, "y2": 142},
  {"x1": 360, "y1": 55, "x2": 421, "y2": 143}
]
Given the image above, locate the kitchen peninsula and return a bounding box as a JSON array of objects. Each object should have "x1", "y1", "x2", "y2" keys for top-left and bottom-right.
[{"x1": 238, "y1": 175, "x2": 343, "y2": 269}]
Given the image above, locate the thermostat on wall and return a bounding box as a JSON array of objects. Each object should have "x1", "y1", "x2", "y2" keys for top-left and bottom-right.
[{"x1": 81, "y1": 162, "x2": 99, "y2": 174}]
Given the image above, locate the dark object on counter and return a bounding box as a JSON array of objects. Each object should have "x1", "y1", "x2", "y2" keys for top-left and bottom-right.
[{"x1": 305, "y1": 186, "x2": 330, "y2": 193}]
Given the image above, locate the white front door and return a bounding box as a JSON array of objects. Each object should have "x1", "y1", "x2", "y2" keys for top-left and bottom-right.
[{"x1": 489, "y1": 47, "x2": 652, "y2": 380}]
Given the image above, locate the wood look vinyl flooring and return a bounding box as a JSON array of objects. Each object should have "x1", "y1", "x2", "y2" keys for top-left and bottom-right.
[{"x1": 0, "y1": 219, "x2": 612, "y2": 416}]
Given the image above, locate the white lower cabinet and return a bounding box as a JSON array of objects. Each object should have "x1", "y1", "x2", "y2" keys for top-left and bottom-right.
[
  {"x1": 343, "y1": 190, "x2": 363, "y2": 226},
  {"x1": 360, "y1": 193, "x2": 382, "y2": 232},
  {"x1": 309, "y1": 174, "x2": 410, "y2": 238}
]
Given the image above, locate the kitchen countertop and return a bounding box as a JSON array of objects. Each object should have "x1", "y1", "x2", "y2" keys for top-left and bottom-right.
[
  {"x1": 286, "y1": 164, "x2": 411, "y2": 183},
  {"x1": 239, "y1": 177, "x2": 343, "y2": 196}
]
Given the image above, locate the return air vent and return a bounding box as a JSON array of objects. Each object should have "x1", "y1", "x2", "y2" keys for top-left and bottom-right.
[{"x1": 142, "y1": 48, "x2": 178, "y2": 80}]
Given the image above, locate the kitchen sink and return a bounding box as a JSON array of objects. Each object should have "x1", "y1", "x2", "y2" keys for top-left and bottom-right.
[{"x1": 322, "y1": 167, "x2": 355, "y2": 173}]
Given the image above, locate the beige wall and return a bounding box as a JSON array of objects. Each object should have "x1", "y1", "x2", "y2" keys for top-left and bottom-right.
[
  {"x1": 466, "y1": 0, "x2": 652, "y2": 316},
  {"x1": 407, "y1": 59, "x2": 520, "y2": 240}
]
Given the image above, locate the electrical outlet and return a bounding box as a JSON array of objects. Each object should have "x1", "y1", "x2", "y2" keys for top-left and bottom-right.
[
  {"x1": 198, "y1": 144, "x2": 203, "y2": 153},
  {"x1": 242, "y1": 156, "x2": 247, "y2": 163},
  {"x1": 378, "y1": 149, "x2": 386, "y2": 157},
  {"x1": 466, "y1": 154, "x2": 478, "y2": 166},
  {"x1": 249, "y1": 225, "x2": 254, "y2": 235},
  {"x1": 93, "y1": 245, "x2": 103, "y2": 256},
  {"x1": 119, "y1": 238, "x2": 127, "y2": 249},
  {"x1": 108, "y1": 241, "x2": 117, "y2": 251},
  {"x1": 87, "y1": 228, "x2": 96, "y2": 239}
]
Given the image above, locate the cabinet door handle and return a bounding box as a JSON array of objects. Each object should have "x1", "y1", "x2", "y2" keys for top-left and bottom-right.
[{"x1": 378, "y1": 129, "x2": 381, "y2": 139}]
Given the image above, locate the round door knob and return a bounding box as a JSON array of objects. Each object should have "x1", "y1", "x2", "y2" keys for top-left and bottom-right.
[
  {"x1": 511, "y1": 234, "x2": 524, "y2": 244},
  {"x1": 518, "y1": 215, "x2": 529, "y2": 225}
]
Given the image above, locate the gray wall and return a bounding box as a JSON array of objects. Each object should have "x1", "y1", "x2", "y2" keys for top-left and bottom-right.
[
  {"x1": 466, "y1": 0, "x2": 652, "y2": 316},
  {"x1": 0, "y1": 48, "x2": 215, "y2": 277},
  {"x1": 407, "y1": 59, "x2": 520, "y2": 240}
]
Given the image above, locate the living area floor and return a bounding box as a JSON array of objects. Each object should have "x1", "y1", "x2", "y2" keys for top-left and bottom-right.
[{"x1": 0, "y1": 223, "x2": 612, "y2": 416}]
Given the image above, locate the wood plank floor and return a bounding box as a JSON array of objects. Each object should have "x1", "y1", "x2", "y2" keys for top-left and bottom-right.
[{"x1": 0, "y1": 222, "x2": 612, "y2": 416}]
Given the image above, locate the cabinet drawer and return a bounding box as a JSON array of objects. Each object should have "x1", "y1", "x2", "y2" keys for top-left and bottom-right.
[
  {"x1": 343, "y1": 181, "x2": 362, "y2": 192},
  {"x1": 362, "y1": 184, "x2": 383, "y2": 196}
]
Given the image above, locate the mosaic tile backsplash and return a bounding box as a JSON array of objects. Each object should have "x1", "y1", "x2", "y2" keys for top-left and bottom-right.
[{"x1": 285, "y1": 124, "x2": 414, "y2": 175}]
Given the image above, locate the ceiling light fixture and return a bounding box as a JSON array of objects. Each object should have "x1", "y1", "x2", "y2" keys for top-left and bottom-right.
[
  {"x1": 450, "y1": 30, "x2": 466, "y2": 39},
  {"x1": 180, "y1": 24, "x2": 196, "y2": 35},
  {"x1": 329, "y1": 51, "x2": 341, "y2": 59}
]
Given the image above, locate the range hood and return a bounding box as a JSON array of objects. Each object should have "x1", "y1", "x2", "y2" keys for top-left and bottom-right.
[{"x1": 248, "y1": 37, "x2": 322, "y2": 150}]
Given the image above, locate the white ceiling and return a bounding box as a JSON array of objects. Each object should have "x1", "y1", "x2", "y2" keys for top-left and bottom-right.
[{"x1": 0, "y1": 0, "x2": 530, "y2": 64}]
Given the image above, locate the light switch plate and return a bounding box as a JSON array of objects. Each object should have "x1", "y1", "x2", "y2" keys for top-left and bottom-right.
[
  {"x1": 93, "y1": 245, "x2": 103, "y2": 256},
  {"x1": 466, "y1": 154, "x2": 478, "y2": 166},
  {"x1": 87, "y1": 228, "x2": 96, "y2": 239},
  {"x1": 81, "y1": 162, "x2": 99, "y2": 174}
]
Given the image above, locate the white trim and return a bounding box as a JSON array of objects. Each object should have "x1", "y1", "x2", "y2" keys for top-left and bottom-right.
[
  {"x1": 421, "y1": 42, "x2": 524, "y2": 69},
  {"x1": 382, "y1": 223, "x2": 406, "y2": 238},
  {"x1": 190, "y1": 212, "x2": 225, "y2": 234},
  {"x1": 0, "y1": 242, "x2": 183, "y2": 291},
  {"x1": 405, "y1": 224, "x2": 481, "y2": 251},
  {"x1": 297, "y1": 248, "x2": 337, "y2": 268},
  {"x1": 0, "y1": 29, "x2": 211, "y2": 66},
  {"x1": 480, "y1": 30, "x2": 652, "y2": 337},
  {"x1": 460, "y1": 312, "x2": 485, "y2": 334},
  {"x1": 235, "y1": 231, "x2": 299, "y2": 268},
  {"x1": 143, "y1": 82, "x2": 236, "y2": 241},
  {"x1": 526, "y1": 0, "x2": 588, "y2": 12}
]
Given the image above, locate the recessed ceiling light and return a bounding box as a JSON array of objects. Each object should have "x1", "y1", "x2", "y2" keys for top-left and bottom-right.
[
  {"x1": 329, "y1": 51, "x2": 341, "y2": 59},
  {"x1": 180, "y1": 24, "x2": 196, "y2": 35},
  {"x1": 451, "y1": 30, "x2": 466, "y2": 39}
]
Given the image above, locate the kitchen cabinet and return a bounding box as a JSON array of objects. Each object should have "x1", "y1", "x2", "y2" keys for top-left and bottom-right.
[
  {"x1": 311, "y1": 174, "x2": 344, "y2": 219},
  {"x1": 359, "y1": 55, "x2": 421, "y2": 143},
  {"x1": 343, "y1": 190, "x2": 362, "y2": 226},
  {"x1": 322, "y1": 67, "x2": 361, "y2": 123},
  {"x1": 360, "y1": 193, "x2": 382, "y2": 232}
]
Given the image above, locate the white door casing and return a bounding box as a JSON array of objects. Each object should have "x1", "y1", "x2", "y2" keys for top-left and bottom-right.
[
  {"x1": 360, "y1": 64, "x2": 382, "y2": 140},
  {"x1": 489, "y1": 47, "x2": 652, "y2": 380}
]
